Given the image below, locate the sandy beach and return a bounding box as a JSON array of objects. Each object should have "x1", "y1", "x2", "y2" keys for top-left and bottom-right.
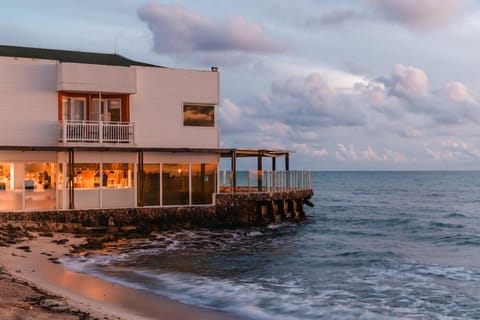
[{"x1": 0, "y1": 230, "x2": 240, "y2": 320}]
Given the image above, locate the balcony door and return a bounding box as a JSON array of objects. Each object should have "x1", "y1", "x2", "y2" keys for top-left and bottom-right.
[
  {"x1": 63, "y1": 97, "x2": 86, "y2": 121},
  {"x1": 90, "y1": 98, "x2": 122, "y2": 122}
]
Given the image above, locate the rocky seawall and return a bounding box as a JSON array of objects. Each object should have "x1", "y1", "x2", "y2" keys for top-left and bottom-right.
[{"x1": 0, "y1": 190, "x2": 314, "y2": 236}]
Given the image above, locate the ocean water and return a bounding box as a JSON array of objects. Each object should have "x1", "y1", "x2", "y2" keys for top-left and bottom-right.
[{"x1": 63, "y1": 171, "x2": 480, "y2": 319}]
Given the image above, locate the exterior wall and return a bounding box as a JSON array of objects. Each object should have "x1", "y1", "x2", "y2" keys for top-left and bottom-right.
[
  {"x1": 131, "y1": 67, "x2": 220, "y2": 148},
  {"x1": 143, "y1": 152, "x2": 218, "y2": 164},
  {"x1": 56, "y1": 151, "x2": 136, "y2": 163},
  {"x1": 0, "y1": 57, "x2": 58, "y2": 146},
  {"x1": 0, "y1": 57, "x2": 219, "y2": 149},
  {"x1": 57, "y1": 63, "x2": 137, "y2": 94},
  {"x1": 0, "y1": 53, "x2": 222, "y2": 212},
  {"x1": 0, "y1": 151, "x2": 57, "y2": 162},
  {"x1": 0, "y1": 151, "x2": 219, "y2": 211}
]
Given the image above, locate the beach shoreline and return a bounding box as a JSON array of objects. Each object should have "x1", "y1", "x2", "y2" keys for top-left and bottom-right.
[{"x1": 0, "y1": 231, "x2": 241, "y2": 320}]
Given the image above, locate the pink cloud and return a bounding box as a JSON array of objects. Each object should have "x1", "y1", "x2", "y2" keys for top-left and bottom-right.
[
  {"x1": 392, "y1": 64, "x2": 429, "y2": 97},
  {"x1": 369, "y1": 0, "x2": 466, "y2": 30},
  {"x1": 138, "y1": 2, "x2": 283, "y2": 54},
  {"x1": 442, "y1": 81, "x2": 476, "y2": 104}
]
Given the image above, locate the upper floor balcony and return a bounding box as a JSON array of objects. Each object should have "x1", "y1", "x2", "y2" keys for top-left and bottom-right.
[{"x1": 59, "y1": 120, "x2": 134, "y2": 144}]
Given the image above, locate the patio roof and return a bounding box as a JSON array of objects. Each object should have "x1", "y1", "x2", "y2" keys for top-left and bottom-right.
[{"x1": 0, "y1": 145, "x2": 293, "y2": 158}]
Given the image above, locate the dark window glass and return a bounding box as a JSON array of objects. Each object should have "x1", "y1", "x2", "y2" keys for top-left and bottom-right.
[
  {"x1": 162, "y1": 164, "x2": 189, "y2": 205},
  {"x1": 142, "y1": 164, "x2": 160, "y2": 206},
  {"x1": 183, "y1": 105, "x2": 214, "y2": 127},
  {"x1": 191, "y1": 163, "x2": 216, "y2": 204}
]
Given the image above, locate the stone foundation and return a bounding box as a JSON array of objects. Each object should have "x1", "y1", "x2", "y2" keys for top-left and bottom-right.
[{"x1": 0, "y1": 190, "x2": 314, "y2": 234}]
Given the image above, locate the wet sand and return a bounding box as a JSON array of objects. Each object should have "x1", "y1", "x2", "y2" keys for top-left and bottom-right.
[{"x1": 0, "y1": 233, "x2": 240, "y2": 320}]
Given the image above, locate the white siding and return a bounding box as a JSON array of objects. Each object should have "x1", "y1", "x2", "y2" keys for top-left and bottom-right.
[
  {"x1": 57, "y1": 151, "x2": 137, "y2": 164},
  {"x1": 143, "y1": 153, "x2": 218, "y2": 164},
  {"x1": 57, "y1": 63, "x2": 137, "y2": 93},
  {"x1": 0, "y1": 57, "x2": 220, "y2": 149},
  {"x1": 131, "y1": 67, "x2": 220, "y2": 148},
  {"x1": 0, "y1": 57, "x2": 58, "y2": 146}
]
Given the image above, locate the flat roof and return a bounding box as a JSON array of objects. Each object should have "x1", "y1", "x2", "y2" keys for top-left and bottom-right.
[
  {"x1": 0, "y1": 146, "x2": 293, "y2": 158},
  {"x1": 0, "y1": 44, "x2": 161, "y2": 68}
]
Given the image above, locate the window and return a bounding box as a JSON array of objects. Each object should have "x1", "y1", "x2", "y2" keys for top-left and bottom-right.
[
  {"x1": 67, "y1": 163, "x2": 100, "y2": 189},
  {"x1": 162, "y1": 164, "x2": 189, "y2": 205},
  {"x1": 25, "y1": 163, "x2": 56, "y2": 210},
  {"x1": 0, "y1": 163, "x2": 13, "y2": 191},
  {"x1": 25, "y1": 163, "x2": 56, "y2": 191},
  {"x1": 191, "y1": 163, "x2": 217, "y2": 204},
  {"x1": 59, "y1": 93, "x2": 128, "y2": 123},
  {"x1": 63, "y1": 97, "x2": 86, "y2": 121},
  {"x1": 91, "y1": 98, "x2": 122, "y2": 122},
  {"x1": 102, "y1": 163, "x2": 133, "y2": 188},
  {"x1": 142, "y1": 164, "x2": 160, "y2": 206},
  {"x1": 183, "y1": 104, "x2": 215, "y2": 127}
]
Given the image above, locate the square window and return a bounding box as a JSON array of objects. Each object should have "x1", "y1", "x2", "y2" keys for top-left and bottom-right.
[{"x1": 183, "y1": 104, "x2": 215, "y2": 127}]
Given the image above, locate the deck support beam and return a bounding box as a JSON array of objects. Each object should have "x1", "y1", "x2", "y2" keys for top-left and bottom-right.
[
  {"x1": 231, "y1": 150, "x2": 237, "y2": 193},
  {"x1": 68, "y1": 149, "x2": 75, "y2": 209},
  {"x1": 137, "y1": 151, "x2": 144, "y2": 207},
  {"x1": 257, "y1": 154, "x2": 263, "y2": 191}
]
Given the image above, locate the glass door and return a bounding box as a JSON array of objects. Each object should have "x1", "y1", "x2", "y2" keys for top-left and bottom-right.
[
  {"x1": 63, "y1": 97, "x2": 86, "y2": 121},
  {"x1": 90, "y1": 98, "x2": 122, "y2": 122}
]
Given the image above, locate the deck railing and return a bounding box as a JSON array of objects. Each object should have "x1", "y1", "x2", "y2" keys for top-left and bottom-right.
[
  {"x1": 59, "y1": 120, "x2": 134, "y2": 143},
  {"x1": 219, "y1": 170, "x2": 311, "y2": 193}
]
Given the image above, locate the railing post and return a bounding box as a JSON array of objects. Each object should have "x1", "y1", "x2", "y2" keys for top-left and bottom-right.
[
  {"x1": 62, "y1": 121, "x2": 67, "y2": 144},
  {"x1": 131, "y1": 123, "x2": 135, "y2": 143},
  {"x1": 99, "y1": 121, "x2": 103, "y2": 143}
]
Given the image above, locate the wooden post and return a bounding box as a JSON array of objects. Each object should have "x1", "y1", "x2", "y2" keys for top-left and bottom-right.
[
  {"x1": 285, "y1": 153, "x2": 290, "y2": 189},
  {"x1": 231, "y1": 150, "x2": 237, "y2": 193},
  {"x1": 68, "y1": 149, "x2": 75, "y2": 209},
  {"x1": 257, "y1": 154, "x2": 262, "y2": 191},
  {"x1": 137, "y1": 151, "x2": 144, "y2": 207}
]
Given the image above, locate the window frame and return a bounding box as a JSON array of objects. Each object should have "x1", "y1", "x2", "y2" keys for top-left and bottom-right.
[
  {"x1": 183, "y1": 104, "x2": 215, "y2": 127},
  {"x1": 58, "y1": 92, "x2": 130, "y2": 122}
]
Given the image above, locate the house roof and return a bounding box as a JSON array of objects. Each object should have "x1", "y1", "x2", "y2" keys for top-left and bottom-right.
[{"x1": 0, "y1": 44, "x2": 162, "y2": 67}]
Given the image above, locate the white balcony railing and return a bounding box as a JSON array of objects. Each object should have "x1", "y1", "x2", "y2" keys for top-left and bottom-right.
[
  {"x1": 219, "y1": 170, "x2": 311, "y2": 193},
  {"x1": 59, "y1": 120, "x2": 134, "y2": 144}
]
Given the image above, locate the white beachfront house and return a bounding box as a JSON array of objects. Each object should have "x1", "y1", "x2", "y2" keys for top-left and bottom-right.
[{"x1": 0, "y1": 45, "x2": 305, "y2": 212}]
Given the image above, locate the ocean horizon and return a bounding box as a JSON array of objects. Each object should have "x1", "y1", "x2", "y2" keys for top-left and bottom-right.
[{"x1": 63, "y1": 171, "x2": 480, "y2": 319}]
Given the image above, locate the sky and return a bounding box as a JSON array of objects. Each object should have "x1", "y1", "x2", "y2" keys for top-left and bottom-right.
[{"x1": 2, "y1": 0, "x2": 480, "y2": 170}]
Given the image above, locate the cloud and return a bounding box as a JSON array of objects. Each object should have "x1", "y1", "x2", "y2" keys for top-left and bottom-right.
[
  {"x1": 267, "y1": 72, "x2": 366, "y2": 127},
  {"x1": 336, "y1": 144, "x2": 407, "y2": 162},
  {"x1": 306, "y1": 9, "x2": 362, "y2": 26},
  {"x1": 308, "y1": 0, "x2": 467, "y2": 31},
  {"x1": 390, "y1": 64, "x2": 429, "y2": 97},
  {"x1": 221, "y1": 98, "x2": 242, "y2": 127},
  {"x1": 424, "y1": 140, "x2": 480, "y2": 161},
  {"x1": 369, "y1": 0, "x2": 466, "y2": 31},
  {"x1": 137, "y1": 2, "x2": 283, "y2": 55},
  {"x1": 374, "y1": 65, "x2": 480, "y2": 127},
  {"x1": 441, "y1": 81, "x2": 476, "y2": 104},
  {"x1": 219, "y1": 62, "x2": 480, "y2": 169}
]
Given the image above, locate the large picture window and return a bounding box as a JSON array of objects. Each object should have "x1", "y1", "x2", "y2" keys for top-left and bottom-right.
[
  {"x1": 191, "y1": 163, "x2": 217, "y2": 204},
  {"x1": 102, "y1": 163, "x2": 133, "y2": 188},
  {"x1": 0, "y1": 163, "x2": 13, "y2": 191},
  {"x1": 183, "y1": 104, "x2": 215, "y2": 127},
  {"x1": 67, "y1": 163, "x2": 100, "y2": 189},
  {"x1": 162, "y1": 163, "x2": 189, "y2": 205}
]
